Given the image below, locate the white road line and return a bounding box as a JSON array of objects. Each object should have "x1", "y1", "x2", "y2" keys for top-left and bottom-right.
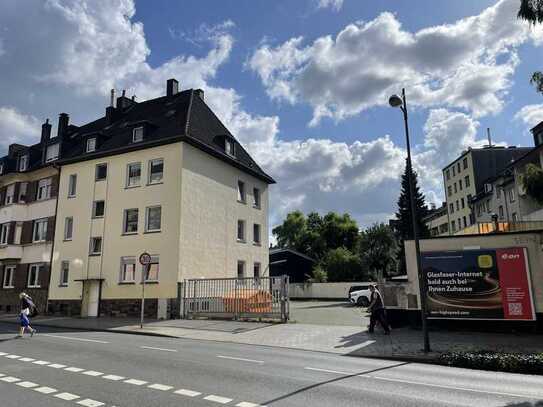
[
  {"x1": 237, "y1": 402, "x2": 263, "y2": 407},
  {"x1": 0, "y1": 376, "x2": 21, "y2": 383},
  {"x1": 217, "y1": 355, "x2": 264, "y2": 364},
  {"x1": 65, "y1": 367, "x2": 85, "y2": 372},
  {"x1": 5, "y1": 354, "x2": 21, "y2": 359},
  {"x1": 174, "y1": 389, "x2": 202, "y2": 397},
  {"x1": 42, "y1": 334, "x2": 109, "y2": 343},
  {"x1": 124, "y1": 378, "x2": 147, "y2": 386},
  {"x1": 48, "y1": 363, "x2": 67, "y2": 369},
  {"x1": 148, "y1": 383, "x2": 174, "y2": 391},
  {"x1": 77, "y1": 399, "x2": 105, "y2": 407},
  {"x1": 358, "y1": 340, "x2": 376, "y2": 348},
  {"x1": 304, "y1": 367, "x2": 352, "y2": 375},
  {"x1": 32, "y1": 360, "x2": 50, "y2": 365},
  {"x1": 34, "y1": 386, "x2": 57, "y2": 394},
  {"x1": 0, "y1": 352, "x2": 7, "y2": 356},
  {"x1": 140, "y1": 346, "x2": 177, "y2": 352},
  {"x1": 0, "y1": 374, "x2": 5, "y2": 377},
  {"x1": 19, "y1": 357, "x2": 36, "y2": 362},
  {"x1": 54, "y1": 392, "x2": 80, "y2": 401},
  {"x1": 103, "y1": 374, "x2": 125, "y2": 381},
  {"x1": 204, "y1": 395, "x2": 233, "y2": 404},
  {"x1": 82, "y1": 370, "x2": 103, "y2": 377},
  {"x1": 371, "y1": 376, "x2": 534, "y2": 399},
  {"x1": 16, "y1": 381, "x2": 39, "y2": 388}
]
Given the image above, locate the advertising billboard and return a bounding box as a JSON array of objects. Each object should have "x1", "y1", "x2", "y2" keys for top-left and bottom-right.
[{"x1": 421, "y1": 247, "x2": 536, "y2": 320}]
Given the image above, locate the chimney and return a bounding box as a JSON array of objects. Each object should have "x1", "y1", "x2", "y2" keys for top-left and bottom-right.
[
  {"x1": 166, "y1": 78, "x2": 179, "y2": 97},
  {"x1": 487, "y1": 128, "x2": 492, "y2": 147},
  {"x1": 58, "y1": 113, "x2": 69, "y2": 139},
  {"x1": 195, "y1": 89, "x2": 204, "y2": 100},
  {"x1": 41, "y1": 119, "x2": 52, "y2": 143},
  {"x1": 110, "y1": 89, "x2": 115, "y2": 107}
]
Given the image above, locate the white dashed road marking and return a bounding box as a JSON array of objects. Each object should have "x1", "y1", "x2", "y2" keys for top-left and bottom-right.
[
  {"x1": 48, "y1": 363, "x2": 67, "y2": 369},
  {"x1": 42, "y1": 334, "x2": 109, "y2": 344},
  {"x1": 77, "y1": 399, "x2": 105, "y2": 407},
  {"x1": 217, "y1": 355, "x2": 264, "y2": 364},
  {"x1": 0, "y1": 352, "x2": 7, "y2": 356},
  {"x1": 148, "y1": 383, "x2": 174, "y2": 391},
  {"x1": 65, "y1": 367, "x2": 84, "y2": 372},
  {"x1": 16, "y1": 381, "x2": 39, "y2": 388},
  {"x1": 204, "y1": 394, "x2": 234, "y2": 404},
  {"x1": 124, "y1": 378, "x2": 147, "y2": 386},
  {"x1": 54, "y1": 392, "x2": 80, "y2": 401},
  {"x1": 6, "y1": 354, "x2": 21, "y2": 359},
  {"x1": 32, "y1": 360, "x2": 50, "y2": 365},
  {"x1": 0, "y1": 376, "x2": 20, "y2": 383},
  {"x1": 82, "y1": 370, "x2": 103, "y2": 377},
  {"x1": 34, "y1": 386, "x2": 57, "y2": 394},
  {"x1": 103, "y1": 374, "x2": 125, "y2": 381},
  {"x1": 140, "y1": 346, "x2": 177, "y2": 352},
  {"x1": 236, "y1": 402, "x2": 263, "y2": 407},
  {"x1": 174, "y1": 389, "x2": 202, "y2": 397},
  {"x1": 304, "y1": 367, "x2": 351, "y2": 375},
  {"x1": 19, "y1": 357, "x2": 36, "y2": 362}
]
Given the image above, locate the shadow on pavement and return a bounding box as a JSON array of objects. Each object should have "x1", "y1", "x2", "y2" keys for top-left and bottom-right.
[{"x1": 262, "y1": 361, "x2": 410, "y2": 405}]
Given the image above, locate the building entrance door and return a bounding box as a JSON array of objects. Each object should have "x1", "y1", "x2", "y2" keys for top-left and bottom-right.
[{"x1": 81, "y1": 280, "x2": 100, "y2": 317}]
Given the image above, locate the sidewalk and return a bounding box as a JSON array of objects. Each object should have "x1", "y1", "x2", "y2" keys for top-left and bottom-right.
[{"x1": 1, "y1": 314, "x2": 541, "y2": 361}]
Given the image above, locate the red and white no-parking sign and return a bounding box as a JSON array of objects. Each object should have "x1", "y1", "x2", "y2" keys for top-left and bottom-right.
[{"x1": 139, "y1": 252, "x2": 152, "y2": 266}]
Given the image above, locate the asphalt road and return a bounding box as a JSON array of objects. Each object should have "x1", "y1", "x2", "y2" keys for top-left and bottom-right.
[{"x1": 1, "y1": 322, "x2": 542, "y2": 407}]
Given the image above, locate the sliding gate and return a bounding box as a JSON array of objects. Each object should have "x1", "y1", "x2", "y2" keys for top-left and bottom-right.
[{"x1": 182, "y1": 276, "x2": 289, "y2": 322}]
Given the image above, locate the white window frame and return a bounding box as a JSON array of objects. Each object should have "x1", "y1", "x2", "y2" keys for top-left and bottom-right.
[
  {"x1": 5, "y1": 184, "x2": 15, "y2": 205},
  {"x1": 143, "y1": 255, "x2": 159, "y2": 282},
  {"x1": 509, "y1": 188, "x2": 515, "y2": 203},
  {"x1": 145, "y1": 206, "x2": 161, "y2": 232},
  {"x1": 64, "y1": 217, "x2": 73, "y2": 241},
  {"x1": 126, "y1": 162, "x2": 141, "y2": 188},
  {"x1": 18, "y1": 182, "x2": 28, "y2": 203},
  {"x1": 60, "y1": 260, "x2": 69, "y2": 286},
  {"x1": 45, "y1": 143, "x2": 60, "y2": 162},
  {"x1": 33, "y1": 218, "x2": 48, "y2": 243},
  {"x1": 225, "y1": 138, "x2": 235, "y2": 157},
  {"x1": 68, "y1": 174, "x2": 77, "y2": 197},
  {"x1": 237, "y1": 180, "x2": 246, "y2": 203},
  {"x1": 253, "y1": 188, "x2": 261, "y2": 208},
  {"x1": 253, "y1": 223, "x2": 261, "y2": 245},
  {"x1": 148, "y1": 159, "x2": 163, "y2": 184},
  {"x1": 86, "y1": 138, "x2": 96, "y2": 153},
  {"x1": 0, "y1": 162, "x2": 3, "y2": 175},
  {"x1": 0, "y1": 223, "x2": 9, "y2": 245},
  {"x1": 19, "y1": 154, "x2": 28, "y2": 172},
  {"x1": 93, "y1": 200, "x2": 105, "y2": 218},
  {"x1": 237, "y1": 220, "x2": 245, "y2": 242},
  {"x1": 37, "y1": 178, "x2": 52, "y2": 201},
  {"x1": 89, "y1": 237, "x2": 102, "y2": 255},
  {"x1": 120, "y1": 257, "x2": 136, "y2": 283},
  {"x1": 237, "y1": 260, "x2": 245, "y2": 279},
  {"x1": 27, "y1": 264, "x2": 42, "y2": 288},
  {"x1": 123, "y1": 208, "x2": 139, "y2": 234},
  {"x1": 3, "y1": 265, "x2": 15, "y2": 288},
  {"x1": 132, "y1": 127, "x2": 144, "y2": 143},
  {"x1": 95, "y1": 163, "x2": 107, "y2": 181}
]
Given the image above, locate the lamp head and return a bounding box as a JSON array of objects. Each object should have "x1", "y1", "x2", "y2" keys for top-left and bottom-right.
[{"x1": 389, "y1": 94, "x2": 403, "y2": 108}]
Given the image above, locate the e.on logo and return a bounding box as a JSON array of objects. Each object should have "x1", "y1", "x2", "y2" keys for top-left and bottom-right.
[{"x1": 501, "y1": 253, "x2": 520, "y2": 260}]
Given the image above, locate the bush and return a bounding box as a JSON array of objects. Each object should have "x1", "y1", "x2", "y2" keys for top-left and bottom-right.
[
  {"x1": 325, "y1": 247, "x2": 366, "y2": 282},
  {"x1": 308, "y1": 265, "x2": 328, "y2": 283},
  {"x1": 440, "y1": 351, "x2": 543, "y2": 375}
]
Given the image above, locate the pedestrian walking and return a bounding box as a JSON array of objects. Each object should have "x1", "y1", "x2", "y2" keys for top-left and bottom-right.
[
  {"x1": 367, "y1": 284, "x2": 390, "y2": 335},
  {"x1": 17, "y1": 292, "x2": 37, "y2": 338}
]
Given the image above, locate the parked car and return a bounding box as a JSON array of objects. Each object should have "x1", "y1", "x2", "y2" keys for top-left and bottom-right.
[
  {"x1": 348, "y1": 285, "x2": 368, "y2": 300},
  {"x1": 349, "y1": 285, "x2": 371, "y2": 307}
]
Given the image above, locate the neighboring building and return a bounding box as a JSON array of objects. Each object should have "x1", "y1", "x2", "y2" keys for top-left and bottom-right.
[
  {"x1": 269, "y1": 248, "x2": 316, "y2": 283},
  {"x1": 442, "y1": 146, "x2": 531, "y2": 234},
  {"x1": 0, "y1": 119, "x2": 61, "y2": 314},
  {"x1": 47, "y1": 79, "x2": 275, "y2": 318},
  {"x1": 423, "y1": 202, "x2": 449, "y2": 237}
]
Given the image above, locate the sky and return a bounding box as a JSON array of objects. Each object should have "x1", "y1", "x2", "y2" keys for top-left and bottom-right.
[{"x1": 0, "y1": 0, "x2": 542, "y2": 235}]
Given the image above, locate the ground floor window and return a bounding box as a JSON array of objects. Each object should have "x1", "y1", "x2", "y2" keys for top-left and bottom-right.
[
  {"x1": 60, "y1": 261, "x2": 69, "y2": 286},
  {"x1": 254, "y1": 262, "x2": 261, "y2": 279},
  {"x1": 2, "y1": 265, "x2": 15, "y2": 288},
  {"x1": 120, "y1": 257, "x2": 136, "y2": 283},
  {"x1": 237, "y1": 260, "x2": 245, "y2": 279},
  {"x1": 27, "y1": 264, "x2": 42, "y2": 288},
  {"x1": 143, "y1": 255, "x2": 159, "y2": 282}
]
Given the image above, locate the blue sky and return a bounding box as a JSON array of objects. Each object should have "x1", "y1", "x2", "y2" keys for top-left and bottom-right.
[{"x1": 0, "y1": 0, "x2": 542, "y2": 231}]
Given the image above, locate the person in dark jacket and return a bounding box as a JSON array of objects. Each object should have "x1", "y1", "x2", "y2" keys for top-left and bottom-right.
[
  {"x1": 367, "y1": 284, "x2": 390, "y2": 335},
  {"x1": 17, "y1": 292, "x2": 36, "y2": 338}
]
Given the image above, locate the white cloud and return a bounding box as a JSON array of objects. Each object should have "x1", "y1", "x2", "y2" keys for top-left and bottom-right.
[
  {"x1": 317, "y1": 0, "x2": 344, "y2": 12},
  {"x1": 514, "y1": 103, "x2": 543, "y2": 129},
  {"x1": 249, "y1": 0, "x2": 543, "y2": 126},
  {"x1": 0, "y1": 107, "x2": 41, "y2": 151}
]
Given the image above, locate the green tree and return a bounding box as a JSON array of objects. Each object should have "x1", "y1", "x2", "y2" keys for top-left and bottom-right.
[
  {"x1": 325, "y1": 247, "x2": 366, "y2": 282},
  {"x1": 321, "y1": 212, "x2": 360, "y2": 253},
  {"x1": 518, "y1": 1, "x2": 543, "y2": 94},
  {"x1": 359, "y1": 223, "x2": 398, "y2": 280},
  {"x1": 395, "y1": 161, "x2": 429, "y2": 274},
  {"x1": 272, "y1": 210, "x2": 307, "y2": 252},
  {"x1": 522, "y1": 163, "x2": 543, "y2": 204}
]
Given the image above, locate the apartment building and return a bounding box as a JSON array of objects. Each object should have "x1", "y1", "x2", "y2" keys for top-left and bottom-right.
[
  {"x1": 443, "y1": 146, "x2": 531, "y2": 234},
  {"x1": 423, "y1": 202, "x2": 449, "y2": 237},
  {"x1": 0, "y1": 119, "x2": 62, "y2": 313},
  {"x1": 47, "y1": 79, "x2": 274, "y2": 318}
]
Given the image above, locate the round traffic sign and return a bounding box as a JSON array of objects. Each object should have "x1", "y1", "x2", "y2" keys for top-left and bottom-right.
[{"x1": 139, "y1": 252, "x2": 152, "y2": 265}]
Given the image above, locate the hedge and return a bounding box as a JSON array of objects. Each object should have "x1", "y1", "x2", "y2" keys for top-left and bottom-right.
[{"x1": 440, "y1": 351, "x2": 543, "y2": 375}]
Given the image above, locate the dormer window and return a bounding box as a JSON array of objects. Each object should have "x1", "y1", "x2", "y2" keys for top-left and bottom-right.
[
  {"x1": 45, "y1": 143, "x2": 60, "y2": 162},
  {"x1": 0, "y1": 162, "x2": 4, "y2": 175},
  {"x1": 19, "y1": 154, "x2": 28, "y2": 172},
  {"x1": 225, "y1": 137, "x2": 235, "y2": 157},
  {"x1": 86, "y1": 138, "x2": 96, "y2": 153},
  {"x1": 133, "y1": 127, "x2": 144, "y2": 143}
]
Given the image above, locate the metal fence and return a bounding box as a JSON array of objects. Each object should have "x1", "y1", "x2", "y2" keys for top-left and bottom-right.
[{"x1": 181, "y1": 276, "x2": 289, "y2": 322}]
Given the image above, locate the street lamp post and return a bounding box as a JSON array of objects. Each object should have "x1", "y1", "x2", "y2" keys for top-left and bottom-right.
[{"x1": 389, "y1": 88, "x2": 431, "y2": 353}]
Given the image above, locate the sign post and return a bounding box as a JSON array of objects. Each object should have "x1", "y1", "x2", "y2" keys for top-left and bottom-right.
[{"x1": 139, "y1": 252, "x2": 152, "y2": 329}]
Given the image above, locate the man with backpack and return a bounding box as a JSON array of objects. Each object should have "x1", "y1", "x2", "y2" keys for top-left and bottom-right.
[
  {"x1": 17, "y1": 292, "x2": 37, "y2": 338},
  {"x1": 367, "y1": 284, "x2": 390, "y2": 335}
]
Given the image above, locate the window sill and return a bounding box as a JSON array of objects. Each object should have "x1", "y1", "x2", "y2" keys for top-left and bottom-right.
[
  {"x1": 140, "y1": 280, "x2": 159, "y2": 284},
  {"x1": 92, "y1": 216, "x2": 104, "y2": 220},
  {"x1": 32, "y1": 240, "x2": 47, "y2": 244},
  {"x1": 147, "y1": 181, "x2": 163, "y2": 186},
  {"x1": 144, "y1": 230, "x2": 161, "y2": 234},
  {"x1": 125, "y1": 185, "x2": 141, "y2": 190},
  {"x1": 237, "y1": 239, "x2": 246, "y2": 243},
  {"x1": 2, "y1": 286, "x2": 14, "y2": 289},
  {"x1": 63, "y1": 239, "x2": 73, "y2": 242},
  {"x1": 27, "y1": 285, "x2": 41, "y2": 289},
  {"x1": 95, "y1": 179, "x2": 106, "y2": 182},
  {"x1": 122, "y1": 232, "x2": 138, "y2": 236},
  {"x1": 89, "y1": 253, "x2": 102, "y2": 257},
  {"x1": 253, "y1": 242, "x2": 262, "y2": 247},
  {"x1": 67, "y1": 195, "x2": 76, "y2": 199},
  {"x1": 58, "y1": 284, "x2": 68, "y2": 288},
  {"x1": 118, "y1": 281, "x2": 136, "y2": 285}
]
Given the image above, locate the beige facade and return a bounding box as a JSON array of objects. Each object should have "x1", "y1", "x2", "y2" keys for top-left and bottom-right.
[
  {"x1": 49, "y1": 141, "x2": 269, "y2": 317},
  {"x1": 443, "y1": 152, "x2": 475, "y2": 234}
]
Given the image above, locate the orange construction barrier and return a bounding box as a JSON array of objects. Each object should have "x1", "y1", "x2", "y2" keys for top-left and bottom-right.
[{"x1": 222, "y1": 289, "x2": 273, "y2": 313}]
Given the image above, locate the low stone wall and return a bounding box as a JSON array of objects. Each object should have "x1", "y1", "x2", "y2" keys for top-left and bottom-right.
[
  {"x1": 0, "y1": 288, "x2": 49, "y2": 314},
  {"x1": 99, "y1": 298, "x2": 158, "y2": 318},
  {"x1": 47, "y1": 300, "x2": 82, "y2": 317}
]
